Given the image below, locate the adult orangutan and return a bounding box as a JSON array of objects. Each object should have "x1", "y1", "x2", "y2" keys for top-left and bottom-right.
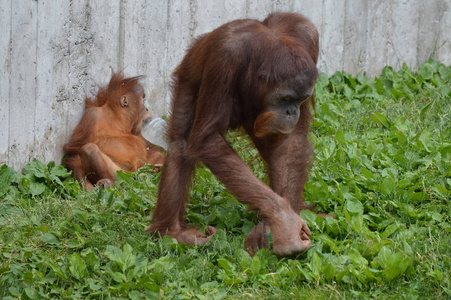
[
  {"x1": 63, "y1": 72, "x2": 165, "y2": 191},
  {"x1": 148, "y1": 12, "x2": 319, "y2": 257}
]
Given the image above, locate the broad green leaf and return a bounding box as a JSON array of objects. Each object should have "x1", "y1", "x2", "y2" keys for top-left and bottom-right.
[
  {"x1": 390, "y1": 88, "x2": 405, "y2": 100},
  {"x1": 49, "y1": 262, "x2": 68, "y2": 280},
  {"x1": 322, "y1": 262, "x2": 336, "y2": 281},
  {"x1": 105, "y1": 267, "x2": 125, "y2": 283},
  {"x1": 420, "y1": 100, "x2": 434, "y2": 118},
  {"x1": 384, "y1": 253, "x2": 412, "y2": 281},
  {"x1": 380, "y1": 177, "x2": 395, "y2": 195},
  {"x1": 131, "y1": 256, "x2": 148, "y2": 278},
  {"x1": 309, "y1": 253, "x2": 322, "y2": 276},
  {"x1": 24, "y1": 287, "x2": 39, "y2": 300},
  {"x1": 349, "y1": 214, "x2": 375, "y2": 239},
  {"x1": 68, "y1": 239, "x2": 83, "y2": 248},
  {"x1": 344, "y1": 85, "x2": 353, "y2": 100},
  {"x1": 40, "y1": 233, "x2": 61, "y2": 245},
  {"x1": 236, "y1": 249, "x2": 252, "y2": 270},
  {"x1": 324, "y1": 217, "x2": 340, "y2": 236},
  {"x1": 299, "y1": 209, "x2": 319, "y2": 228},
  {"x1": 49, "y1": 175, "x2": 64, "y2": 187},
  {"x1": 380, "y1": 223, "x2": 400, "y2": 239},
  {"x1": 439, "y1": 64, "x2": 451, "y2": 80},
  {"x1": 9, "y1": 286, "x2": 21, "y2": 297},
  {"x1": 122, "y1": 243, "x2": 136, "y2": 272},
  {"x1": 217, "y1": 258, "x2": 234, "y2": 271},
  {"x1": 0, "y1": 165, "x2": 19, "y2": 196},
  {"x1": 375, "y1": 77, "x2": 388, "y2": 94},
  {"x1": 241, "y1": 220, "x2": 254, "y2": 235},
  {"x1": 29, "y1": 182, "x2": 46, "y2": 196},
  {"x1": 318, "y1": 234, "x2": 340, "y2": 254},
  {"x1": 73, "y1": 209, "x2": 88, "y2": 224},
  {"x1": 298, "y1": 268, "x2": 315, "y2": 282},
  {"x1": 68, "y1": 253, "x2": 87, "y2": 280},
  {"x1": 87, "y1": 278, "x2": 102, "y2": 291},
  {"x1": 416, "y1": 130, "x2": 432, "y2": 153},
  {"x1": 418, "y1": 62, "x2": 434, "y2": 80},
  {"x1": 402, "y1": 241, "x2": 413, "y2": 254},
  {"x1": 345, "y1": 198, "x2": 363, "y2": 214},
  {"x1": 116, "y1": 170, "x2": 133, "y2": 186},
  {"x1": 439, "y1": 144, "x2": 451, "y2": 159},
  {"x1": 104, "y1": 245, "x2": 124, "y2": 268},
  {"x1": 250, "y1": 256, "x2": 261, "y2": 275},
  {"x1": 440, "y1": 85, "x2": 451, "y2": 97},
  {"x1": 371, "y1": 246, "x2": 391, "y2": 269},
  {"x1": 23, "y1": 159, "x2": 48, "y2": 179},
  {"x1": 335, "y1": 130, "x2": 346, "y2": 144},
  {"x1": 361, "y1": 167, "x2": 374, "y2": 179},
  {"x1": 370, "y1": 112, "x2": 391, "y2": 129},
  {"x1": 349, "y1": 248, "x2": 368, "y2": 267},
  {"x1": 381, "y1": 66, "x2": 394, "y2": 80},
  {"x1": 150, "y1": 256, "x2": 177, "y2": 273},
  {"x1": 49, "y1": 163, "x2": 71, "y2": 177}
]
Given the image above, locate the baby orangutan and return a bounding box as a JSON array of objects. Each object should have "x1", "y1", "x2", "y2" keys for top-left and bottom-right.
[{"x1": 63, "y1": 72, "x2": 165, "y2": 191}]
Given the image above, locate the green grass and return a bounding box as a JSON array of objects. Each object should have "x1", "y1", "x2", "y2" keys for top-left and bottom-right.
[{"x1": 1, "y1": 59, "x2": 450, "y2": 299}]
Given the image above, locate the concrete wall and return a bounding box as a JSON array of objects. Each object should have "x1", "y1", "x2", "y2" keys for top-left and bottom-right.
[{"x1": 1, "y1": 0, "x2": 450, "y2": 170}]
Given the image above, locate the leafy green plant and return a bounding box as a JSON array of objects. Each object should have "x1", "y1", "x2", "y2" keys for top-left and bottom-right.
[{"x1": 1, "y1": 60, "x2": 450, "y2": 299}]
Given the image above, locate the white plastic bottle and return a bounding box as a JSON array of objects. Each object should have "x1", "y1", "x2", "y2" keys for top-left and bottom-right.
[{"x1": 141, "y1": 117, "x2": 168, "y2": 150}]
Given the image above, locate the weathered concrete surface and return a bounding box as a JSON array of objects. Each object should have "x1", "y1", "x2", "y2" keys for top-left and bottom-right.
[{"x1": 1, "y1": 0, "x2": 450, "y2": 170}]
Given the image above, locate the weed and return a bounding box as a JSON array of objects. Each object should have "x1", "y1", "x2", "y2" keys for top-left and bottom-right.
[{"x1": 1, "y1": 59, "x2": 450, "y2": 299}]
